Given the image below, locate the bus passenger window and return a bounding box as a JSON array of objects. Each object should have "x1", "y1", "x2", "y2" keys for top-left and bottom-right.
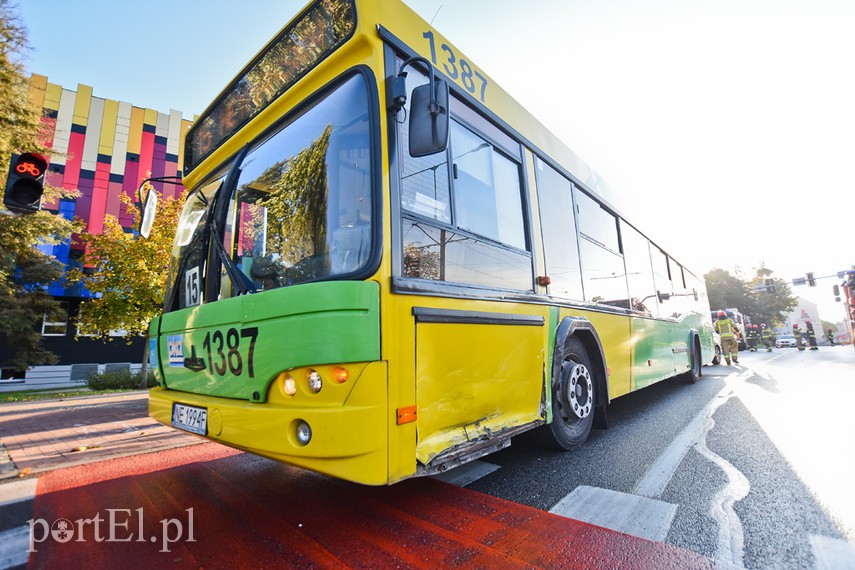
[
  {"x1": 398, "y1": 71, "x2": 451, "y2": 224},
  {"x1": 451, "y1": 122, "x2": 525, "y2": 250},
  {"x1": 535, "y1": 158, "x2": 583, "y2": 301}
]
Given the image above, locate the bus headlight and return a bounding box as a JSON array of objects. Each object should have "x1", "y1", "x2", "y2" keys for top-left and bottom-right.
[
  {"x1": 296, "y1": 420, "x2": 312, "y2": 445},
  {"x1": 281, "y1": 373, "x2": 296, "y2": 396},
  {"x1": 307, "y1": 370, "x2": 322, "y2": 393}
]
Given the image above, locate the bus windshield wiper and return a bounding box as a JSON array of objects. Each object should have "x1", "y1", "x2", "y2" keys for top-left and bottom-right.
[
  {"x1": 207, "y1": 144, "x2": 257, "y2": 296},
  {"x1": 210, "y1": 217, "x2": 256, "y2": 295}
]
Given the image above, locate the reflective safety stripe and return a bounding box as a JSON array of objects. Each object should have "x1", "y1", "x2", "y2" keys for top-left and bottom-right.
[{"x1": 716, "y1": 319, "x2": 735, "y2": 339}]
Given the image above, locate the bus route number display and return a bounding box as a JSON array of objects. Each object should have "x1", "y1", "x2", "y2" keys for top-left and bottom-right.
[{"x1": 422, "y1": 31, "x2": 488, "y2": 103}]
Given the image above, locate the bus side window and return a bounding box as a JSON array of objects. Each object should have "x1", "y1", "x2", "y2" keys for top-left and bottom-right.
[
  {"x1": 450, "y1": 121, "x2": 525, "y2": 250},
  {"x1": 535, "y1": 157, "x2": 583, "y2": 301}
]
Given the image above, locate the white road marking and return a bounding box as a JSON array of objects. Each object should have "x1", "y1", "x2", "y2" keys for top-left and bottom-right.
[
  {"x1": 431, "y1": 460, "x2": 500, "y2": 487},
  {"x1": 694, "y1": 392, "x2": 749, "y2": 569},
  {"x1": 630, "y1": 370, "x2": 751, "y2": 566},
  {"x1": 633, "y1": 371, "x2": 747, "y2": 499},
  {"x1": 549, "y1": 485, "x2": 677, "y2": 542},
  {"x1": 810, "y1": 534, "x2": 855, "y2": 569},
  {"x1": 0, "y1": 525, "x2": 31, "y2": 569}
]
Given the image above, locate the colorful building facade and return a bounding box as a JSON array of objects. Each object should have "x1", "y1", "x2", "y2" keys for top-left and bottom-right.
[{"x1": 1, "y1": 75, "x2": 192, "y2": 369}]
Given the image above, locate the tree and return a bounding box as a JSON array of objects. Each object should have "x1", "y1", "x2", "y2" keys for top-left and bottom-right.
[
  {"x1": 704, "y1": 268, "x2": 754, "y2": 313},
  {"x1": 70, "y1": 189, "x2": 184, "y2": 384},
  {"x1": 745, "y1": 266, "x2": 797, "y2": 328},
  {"x1": 0, "y1": 1, "x2": 79, "y2": 372},
  {"x1": 704, "y1": 266, "x2": 797, "y2": 329}
]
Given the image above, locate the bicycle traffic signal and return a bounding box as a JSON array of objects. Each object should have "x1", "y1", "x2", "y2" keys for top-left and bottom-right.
[{"x1": 4, "y1": 153, "x2": 48, "y2": 213}]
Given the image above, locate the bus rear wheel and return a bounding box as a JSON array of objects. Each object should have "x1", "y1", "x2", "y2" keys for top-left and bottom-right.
[
  {"x1": 685, "y1": 340, "x2": 702, "y2": 383},
  {"x1": 537, "y1": 337, "x2": 596, "y2": 450}
]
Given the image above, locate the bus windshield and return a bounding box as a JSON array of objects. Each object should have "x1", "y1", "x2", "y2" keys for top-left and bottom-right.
[{"x1": 165, "y1": 72, "x2": 374, "y2": 311}]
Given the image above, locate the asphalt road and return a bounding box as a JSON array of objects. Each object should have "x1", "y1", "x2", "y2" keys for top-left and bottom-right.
[{"x1": 466, "y1": 345, "x2": 855, "y2": 568}]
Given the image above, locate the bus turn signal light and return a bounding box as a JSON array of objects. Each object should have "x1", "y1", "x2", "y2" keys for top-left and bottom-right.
[{"x1": 332, "y1": 366, "x2": 349, "y2": 383}]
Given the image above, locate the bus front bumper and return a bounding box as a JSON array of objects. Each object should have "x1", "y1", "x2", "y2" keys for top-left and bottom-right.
[{"x1": 148, "y1": 362, "x2": 390, "y2": 485}]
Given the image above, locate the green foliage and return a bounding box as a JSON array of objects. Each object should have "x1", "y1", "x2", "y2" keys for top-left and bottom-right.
[
  {"x1": 705, "y1": 266, "x2": 798, "y2": 328},
  {"x1": 85, "y1": 369, "x2": 156, "y2": 391},
  {"x1": 70, "y1": 191, "x2": 184, "y2": 340},
  {"x1": 0, "y1": 2, "x2": 79, "y2": 371}
]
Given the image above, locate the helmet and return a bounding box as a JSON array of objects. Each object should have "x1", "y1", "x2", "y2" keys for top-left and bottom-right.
[
  {"x1": 761, "y1": 323, "x2": 766, "y2": 328},
  {"x1": 718, "y1": 310, "x2": 726, "y2": 317},
  {"x1": 793, "y1": 323, "x2": 798, "y2": 328}
]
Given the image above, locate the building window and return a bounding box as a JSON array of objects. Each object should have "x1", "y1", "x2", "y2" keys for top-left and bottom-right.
[{"x1": 42, "y1": 303, "x2": 69, "y2": 337}]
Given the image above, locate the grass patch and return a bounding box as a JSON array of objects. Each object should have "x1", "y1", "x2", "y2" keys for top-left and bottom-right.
[{"x1": 0, "y1": 388, "x2": 92, "y2": 403}]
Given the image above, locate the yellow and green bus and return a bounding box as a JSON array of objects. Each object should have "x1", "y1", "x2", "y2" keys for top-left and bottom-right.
[{"x1": 146, "y1": 0, "x2": 717, "y2": 485}]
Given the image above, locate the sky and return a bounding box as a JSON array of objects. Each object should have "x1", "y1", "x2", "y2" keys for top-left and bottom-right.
[{"x1": 18, "y1": 0, "x2": 855, "y2": 322}]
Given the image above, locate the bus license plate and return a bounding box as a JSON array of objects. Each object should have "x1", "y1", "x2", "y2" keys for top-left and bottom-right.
[{"x1": 172, "y1": 403, "x2": 208, "y2": 435}]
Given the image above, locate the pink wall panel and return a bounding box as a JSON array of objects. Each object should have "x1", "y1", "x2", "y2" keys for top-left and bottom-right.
[
  {"x1": 63, "y1": 130, "x2": 86, "y2": 190},
  {"x1": 162, "y1": 161, "x2": 178, "y2": 199},
  {"x1": 88, "y1": 162, "x2": 111, "y2": 234},
  {"x1": 138, "y1": 131, "x2": 155, "y2": 188},
  {"x1": 106, "y1": 180, "x2": 123, "y2": 219}
]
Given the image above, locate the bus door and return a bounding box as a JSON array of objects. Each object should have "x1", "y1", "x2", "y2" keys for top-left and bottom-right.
[{"x1": 412, "y1": 306, "x2": 546, "y2": 469}]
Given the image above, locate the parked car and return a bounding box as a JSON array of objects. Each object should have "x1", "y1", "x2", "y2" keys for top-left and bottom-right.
[
  {"x1": 776, "y1": 335, "x2": 798, "y2": 348},
  {"x1": 712, "y1": 332, "x2": 722, "y2": 364}
]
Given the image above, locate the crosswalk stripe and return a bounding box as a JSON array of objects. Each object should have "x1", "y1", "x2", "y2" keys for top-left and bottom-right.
[{"x1": 550, "y1": 485, "x2": 677, "y2": 542}]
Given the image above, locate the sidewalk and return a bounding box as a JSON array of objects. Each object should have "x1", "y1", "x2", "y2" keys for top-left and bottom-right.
[{"x1": 0, "y1": 391, "x2": 201, "y2": 481}]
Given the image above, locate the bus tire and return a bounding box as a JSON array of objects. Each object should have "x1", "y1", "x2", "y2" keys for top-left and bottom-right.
[
  {"x1": 537, "y1": 337, "x2": 596, "y2": 450},
  {"x1": 685, "y1": 339, "x2": 702, "y2": 383}
]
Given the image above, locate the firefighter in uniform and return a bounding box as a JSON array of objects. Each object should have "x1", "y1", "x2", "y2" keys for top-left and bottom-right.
[
  {"x1": 714, "y1": 310, "x2": 740, "y2": 365},
  {"x1": 826, "y1": 328, "x2": 836, "y2": 346},
  {"x1": 792, "y1": 323, "x2": 805, "y2": 351},
  {"x1": 760, "y1": 323, "x2": 773, "y2": 351},
  {"x1": 805, "y1": 320, "x2": 819, "y2": 350},
  {"x1": 747, "y1": 324, "x2": 759, "y2": 351}
]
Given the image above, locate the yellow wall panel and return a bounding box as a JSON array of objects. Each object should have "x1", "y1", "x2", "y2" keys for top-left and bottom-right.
[
  {"x1": 99, "y1": 99, "x2": 119, "y2": 156},
  {"x1": 43, "y1": 83, "x2": 62, "y2": 113},
  {"x1": 28, "y1": 74, "x2": 47, "y2": 109},
  {"x1": 73, "y1": 84, "x2": 93, "y2": 126},
  {"x1": 143, "y1": 108, "x2": 158, "y2": 128},
  {"x1": 127, "y1": 107, "x2": 145, "y2": 155}
]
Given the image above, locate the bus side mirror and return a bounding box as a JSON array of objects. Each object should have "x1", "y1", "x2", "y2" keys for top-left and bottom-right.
[
  {"x1": 389, "y1": 56, "x2": 449, "y2": 158},
  {"x1": 139, "y1": 186, "x2": 158, "y2": 239},
  {"x1": 409, "y1": 79, "x2": 449, "y2": 158}
]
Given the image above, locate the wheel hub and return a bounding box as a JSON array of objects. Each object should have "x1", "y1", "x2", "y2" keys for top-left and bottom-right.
[{"x1": 558, "y1": 362, "x2": 593, "y2": 420}]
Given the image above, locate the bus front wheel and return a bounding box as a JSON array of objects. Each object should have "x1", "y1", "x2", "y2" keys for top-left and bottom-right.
[{"x1": 538, "y1": 337, "x2": 596, "y2": 450}]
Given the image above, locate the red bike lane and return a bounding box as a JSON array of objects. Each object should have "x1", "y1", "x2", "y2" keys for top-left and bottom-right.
[{"x1": 26, "y1": 443, "x2": 712, "y2": 569}]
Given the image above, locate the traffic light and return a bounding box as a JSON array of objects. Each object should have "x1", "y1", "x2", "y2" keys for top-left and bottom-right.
[
  {"x1": 4, "y1": 153, "x2": 48, "y2": 213},
  {"x1": 806, "y1": 272, "x2": 816, "y2": 287},
  {"x1": 764, "y1": 278, "x2": 776, "y2": 293}
]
